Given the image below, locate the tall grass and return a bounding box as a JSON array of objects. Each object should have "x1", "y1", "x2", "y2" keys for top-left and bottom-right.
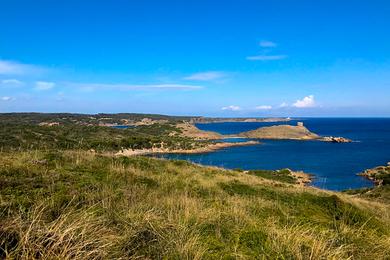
[{"x1": 1, "y1": 151, "x2": 389, "y2": 259}]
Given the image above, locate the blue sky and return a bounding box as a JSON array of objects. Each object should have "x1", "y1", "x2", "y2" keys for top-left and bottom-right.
[{"x1": 1, "y1": 0, "x2": 390, "y2": 116}]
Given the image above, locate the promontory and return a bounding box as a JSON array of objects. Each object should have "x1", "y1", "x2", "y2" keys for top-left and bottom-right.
[{"x1": 238, "y1": 122, "x2": 352, "y2": 142}]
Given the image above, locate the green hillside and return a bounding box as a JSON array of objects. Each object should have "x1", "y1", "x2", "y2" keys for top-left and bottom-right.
[{"x1": 1, "y1": 151, "x2": 389, "y2": 259}]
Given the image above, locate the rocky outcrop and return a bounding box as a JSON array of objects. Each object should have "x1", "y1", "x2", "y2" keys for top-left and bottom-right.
[
  {"x1": 238, "y1": 125, "x2": 320, "y2": 140},
  {"x1": 288, "y1": 169, "x2": 313, "y2": 186},
  {"x1": 321, "y1": 136, "x2": 352, "y2": 143},
  {"x1": 358, "y1": 162, "x2": 390, "y2": 186},
  {"x1": 238, "y1": 123, "x2": 352, "y2": 143}
]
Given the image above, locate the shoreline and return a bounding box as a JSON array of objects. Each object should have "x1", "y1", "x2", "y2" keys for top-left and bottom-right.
[
  {"x1": 289, "y1": 170, "x2": 313, "y2": 186},
  {"x1": 237, "y1": 124, "x2": 352, "y2": 142},
  {"x1": 115, "y1": 142, "x2": 314, "y2": 187},
  {"x1": 357, "y1": 162, "x2": 390, "y2": 186},
  {"x1": 116, "y1": 140, "x2": 260, "y2": 156}
]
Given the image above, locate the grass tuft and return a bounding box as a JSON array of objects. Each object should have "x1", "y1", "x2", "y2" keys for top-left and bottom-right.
[{"x1": 1, "y1": 151, "x2": 389, "y2": 259}]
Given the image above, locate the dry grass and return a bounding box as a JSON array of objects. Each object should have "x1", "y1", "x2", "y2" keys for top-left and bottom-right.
[
  {"x1": 1, "y1": 150, "x2": 390, "y2": 259},
  {"x1": 1, "y1": 204, "x2": 114, "y2": 259}
]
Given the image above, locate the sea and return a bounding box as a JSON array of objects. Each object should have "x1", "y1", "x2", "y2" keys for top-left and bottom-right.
[{"x1": 154, "y1": 118, "x2": 390, "y2": 191}]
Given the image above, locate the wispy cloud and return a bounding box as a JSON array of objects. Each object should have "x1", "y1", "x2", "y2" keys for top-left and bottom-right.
[
  {"x1": 1, "y1": 96, "x2": 13, "y2": 101},
  {"x1": 247, "y1": 40, "x2": 287, "y2": 61},
  {"x1": 35, "y1": 81, "x2": 55, "y2": 90},
  {"x1": 293, "y1": 95, "x2": 316, "y2": 108},
  {"x1": 1, "y1": 79, "x2": 24, "y2": 86},
  {"x1": 279, "y1": 102, "x2": 288, "y2": 108},
  {"x1": 0, "y1": 60, "x2": 47, "y2": 75},
  {"x1": 67, "y1": 82, "x2": 203, "y2": 91},
  {"x1": 184, "y1": 71, "x2": 227, "y2": 81},
  {"x1": 255, "y1": 105, "x2": 272, "y2": 110},
  {"x1": 259, "y1": 40, "x2": 277, "y2": 48},
  {"x1": 222, "y1": 105, "x2": 241, "y2": 111},
  {"x1": 246, "y1": 55, "x2": 287, "y2": 61}
]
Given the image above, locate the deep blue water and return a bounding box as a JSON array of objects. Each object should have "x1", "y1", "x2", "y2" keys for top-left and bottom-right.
[{"x1": 155, "y1": 118, "x2": 390, "y2": 191}]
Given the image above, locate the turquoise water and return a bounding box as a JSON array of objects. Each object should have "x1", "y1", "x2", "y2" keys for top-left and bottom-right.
[{"x1": 154, "y1": 118, "x2": 390, "y2": 191}]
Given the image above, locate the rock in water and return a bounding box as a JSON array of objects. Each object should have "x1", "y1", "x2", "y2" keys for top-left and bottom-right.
[{"x1": 322, "y1": 136, "x2": 352, "y2": 143}]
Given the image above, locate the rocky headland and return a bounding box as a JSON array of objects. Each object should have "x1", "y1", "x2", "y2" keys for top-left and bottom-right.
[
  {"x1": 238, "y1": 124, "x2": 320, "y2": 140},
  {"x1": 358, "y1": 162, "x2": 390, "y2": 186},
  {"x1": 108, "y1": 121, "x2": 352, "y2": 157},
  {"x1": 176, "y1": 122, "x2": 223, "y2": 140},
  {"x1": 237, "y1": 122, "x2": 352, "y2": 142},
  {"x1": 285, "y1": 169, "x2": 313, "y2": 186}
]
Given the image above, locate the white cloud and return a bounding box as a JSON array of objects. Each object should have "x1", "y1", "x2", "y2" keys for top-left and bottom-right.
[
  {"x1": 246, "y1": 55, "x2": 287, "y2": 61},
  {"x1": 255, "y1": 105, "x2": 272, "y2": 110},
  {"x1": 35, "y1": 81, "x2": 55, "y2": 90},
  {"x1": 0, "y1": 60, "x2": 46, "y2": 75},
  {"x1": 259, "y1": 40, "x2": 276, "y2": 48},
  {"x1": 279, "y1": 102, "x2": 288, "y2": 108},
  {"x1": 1, "y1": 96, "x2": 13, "y2": 101},
  {"x1": 1, "y1": 79, "x2": 24, "y2": 86},
  {"x1": 67, "y1": 82, "x2": 203, "y2": 91},
  {"x1": 222, "y1": 105, "x2": 241, "y2": 111},
  {"x1": 184, "y1": 71, "x2": 226, "y2": 81},
  {"x1": 293, "y1": 95, "x2": 316, "y2": 108},
  {"x1": 247, "y1": 40, "x2": 287, "y2": 61}
]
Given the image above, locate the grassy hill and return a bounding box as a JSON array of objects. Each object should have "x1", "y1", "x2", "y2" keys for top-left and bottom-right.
[
  {"x1": 238, "y1": 125, "x2": 320, "y2": 140},
  {"x1": 0, "y1": 121, "x2": 208, "y2": 152},
  {"x1": 1, "y1": 151, "x2": 389, "y2": 259},
  {"x1": 0, "y1": 113, "x2": 389, "y2": 259}
]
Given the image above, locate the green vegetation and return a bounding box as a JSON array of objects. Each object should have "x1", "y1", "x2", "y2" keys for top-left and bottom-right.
[
  {"x1": 1, "y1": 151, "x2": 389, "y2": 259},
  {"x1": 248, "y1": 169, "x2": 297, "y2": 184},
  {"x1": 0, "y1": 121, "x2": 207, "y2": 152},
  {"x1": 0, "y1": 113, "x2": 389, "y2": 259},
  {"x1": 344, "y1": 186, "x2": 390, "y2": 204},
  {"x1": 0, "y1": 112, "x2": 196, "y2": 125},
  {"x1": 344, "y1": 163, "x2": 390, "y2": 204},
  {"x1": 359, "y1": 164, "x2": 390, "y2": 186}
]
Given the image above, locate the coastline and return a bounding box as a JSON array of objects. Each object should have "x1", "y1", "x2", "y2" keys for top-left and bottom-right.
[
  {"x1": 289, "y1": 170, "x2": 313, "y2": 186},
  {"x1": 237, "y1": 123, "x2": 352, "y2": 142},
  {"x1": 116, "y1": 140, "x2": 260, "y2": 156},
  {"x1": 358, "y1": 162, "x2": 390, "y2": 186}
]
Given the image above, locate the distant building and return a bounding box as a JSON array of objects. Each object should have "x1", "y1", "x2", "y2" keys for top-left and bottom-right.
[{"x1": 297, "y1": 122, "x2": 304, "y2": 127}]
